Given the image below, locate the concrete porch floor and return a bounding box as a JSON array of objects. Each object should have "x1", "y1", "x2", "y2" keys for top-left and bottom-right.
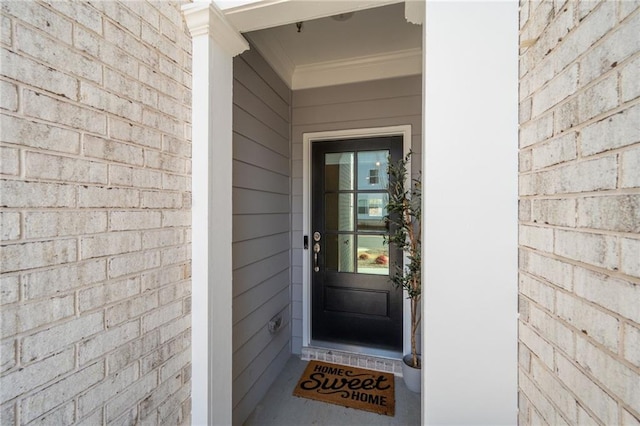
[{"x1": 244, "y1": 356, "x2": 421, "y2": 425}]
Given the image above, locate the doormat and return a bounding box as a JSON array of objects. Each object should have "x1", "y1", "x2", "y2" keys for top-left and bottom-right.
[{"x1": 292, "y1": 360, "x2": 395, "y2": 416}]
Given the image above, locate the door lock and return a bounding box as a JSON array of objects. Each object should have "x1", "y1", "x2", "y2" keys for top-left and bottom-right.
[
  {"x1": 312, "y1": 232, "x2": 321, "y2": 272},
  {"x1": 313, "y1": 242, "x2": 320, "y2": 272}
]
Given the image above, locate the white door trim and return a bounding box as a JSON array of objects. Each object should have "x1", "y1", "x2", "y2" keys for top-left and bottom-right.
[{"x1": 301, "y1": 125, "x2": 413, "y2": 357}]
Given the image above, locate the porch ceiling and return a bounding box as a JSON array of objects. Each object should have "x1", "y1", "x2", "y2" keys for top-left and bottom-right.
[{"x1": 215, "y1": 0, "x2": 423, "y2": 89}]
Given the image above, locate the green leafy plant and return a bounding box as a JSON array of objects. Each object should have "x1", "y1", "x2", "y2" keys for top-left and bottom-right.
[{"x1": 385, "y1": 151, "x2": 421, "y2": 368}]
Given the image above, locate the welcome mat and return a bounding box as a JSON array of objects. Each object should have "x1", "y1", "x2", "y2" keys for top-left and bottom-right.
[{"x1": 292, "y1": 360, "x2": 395, "y2": 416}]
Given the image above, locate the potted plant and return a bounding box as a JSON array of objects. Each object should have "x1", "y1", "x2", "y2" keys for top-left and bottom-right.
[{"x1": 385, "y1": 151, "x2": 422, "y2": 392}]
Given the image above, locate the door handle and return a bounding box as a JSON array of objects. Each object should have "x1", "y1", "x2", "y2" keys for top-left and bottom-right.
[
  {"x1": 313, "y1": 242, "x2": 320, "y2": 272},
  {"x1": 312, "y1": 232, "x2": 321, "y2": 272}
]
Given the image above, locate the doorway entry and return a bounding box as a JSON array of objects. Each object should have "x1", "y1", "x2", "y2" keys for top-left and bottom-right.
[
  {"x1": 302, "y1": 126, "x2": 412, "y2": 358},
  {"x1": 311, "y1": 136, "x2": 403, "y2": 352}
]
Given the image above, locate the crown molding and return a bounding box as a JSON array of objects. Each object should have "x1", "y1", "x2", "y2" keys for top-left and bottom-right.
[
  {"x1": 293, "y1": 48, "x2": 422, "y2": 90},
  {"x1": 184, "y1": 0, "x2": 422, "y2": 88},
  {"x1": 182, "y1": 1, "x2": 249, "y2": 57},
  {"x1": 248, "y1": 25, "x2": 422, "y2": 90}
]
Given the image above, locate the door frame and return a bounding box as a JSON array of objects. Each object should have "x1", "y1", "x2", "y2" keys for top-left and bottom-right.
[
  {"x1": 302, "y1": 125, "x2": 413, "y2": 357},
  {"x1": 186, "y1": 1, "x2": 518, "y2": 423}
]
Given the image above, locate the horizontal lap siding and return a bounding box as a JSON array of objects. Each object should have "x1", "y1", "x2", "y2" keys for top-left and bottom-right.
[
  {"x1": 231, "y1": 48, "x2": 291, "y2": 426},
  {"x1": 233, "y1": 213, "x2": 290, "y2": 242},
  {"x1": 293, "y1": 94, "x2": 422, "y2": 125},
  {"x1": 290, "y1": 75, "x2": 423, "y2": 354}
]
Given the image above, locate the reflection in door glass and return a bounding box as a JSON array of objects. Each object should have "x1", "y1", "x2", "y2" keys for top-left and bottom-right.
[
  {"x1": 325, "y1": 234, "x2": 355, "y2": 273},
  {"x1": 357, "y1": 235, "x2": 389, "y2": 275},
  {"x1": 325, "y1": 153, "x2": 354, "y2": 191},
  {"x1": 357, "y1": 151, "x2": 389, "y2": 190},
  {"x1": 357, "y1": 193, "x2": 388, "y2": 232},
  {"x1": 325, "y1": 193, "x2": 354, "y2": 231}
]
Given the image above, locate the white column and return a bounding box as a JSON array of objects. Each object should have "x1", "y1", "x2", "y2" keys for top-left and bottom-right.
[
  {"x1": 182, "y1": 3, "x2": 248, "y2": 425},
  {"x1": 422, "y1": 2, "x2": 518, "y2": 424}
]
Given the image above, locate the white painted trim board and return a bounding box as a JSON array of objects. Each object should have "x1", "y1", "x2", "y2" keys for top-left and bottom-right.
[{"x1": 301, "y1": 125, "x2": 413, "y2": 358}]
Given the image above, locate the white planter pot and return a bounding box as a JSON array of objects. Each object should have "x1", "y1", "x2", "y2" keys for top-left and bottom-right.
[{"x1": 402, "y1": 354, "x2": 421, "y2": 393}]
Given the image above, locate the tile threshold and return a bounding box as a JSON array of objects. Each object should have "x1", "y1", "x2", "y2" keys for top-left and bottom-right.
[{"x1": 301, "y1": 346, "x2": 404, "y2": 376}]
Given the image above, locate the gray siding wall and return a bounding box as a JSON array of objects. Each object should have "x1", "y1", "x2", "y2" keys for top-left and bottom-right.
[
  {"x1": 232, "y1": 48, "x2": 292, "y2": 424},
  {"x1": 291, "y1": 75, "x2": 423, "y2": 354}
]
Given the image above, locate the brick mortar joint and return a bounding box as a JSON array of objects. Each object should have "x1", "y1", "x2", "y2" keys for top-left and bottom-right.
[
  {"x1": 520, "y1": 28, "x2": 639, "y2": 95},
  {"x1": 520, "y1": 291, "x2": 640, "y2": 365},
  {"x1": 5, "y1": 57, "x2": 190, "y2": 105},
  {"x1": 516, "y1": 156, "x2": 615, "y2": 178},
  {"x1": 1, "y1": 49, "x2": 179, "y2": 110},
  {"x1": 519, "y1": 247, "x2": 640, "y2": 285},
  {"x1": 0, "y1": 255, "x2": 189, "y2": 293},
  {"x1": 11, "y1": 154, "x2": 191, "y2": 177},
  {"x1": 9, "y1": 2, "x2": 192, "y2": 61},
  {"x1": 518, "y1": 363, "x2": 584, "y2": 424},
  {"x1": 518, "y1": 330, "x2": 640, "y2": 422},
  {"x1": 527, "y1": 88, "x2": 637, "y2": 132},
  {"x1": 0, "y1": 97, "x2": 190, "y2": 145},
  {"x1": 518, "y1": 133, "x2": 638, "y2": 161},
  {"x1": 519, "y1": 223, "x2": 640, "y2": 242},
  {"x1": 517, "y1": 186, "x2": 640, "y2": 200},
  {"x1": 519, "y1": 5, "x2": 640, "y2": 73},
  {"x1": 518, "y1": 148, "x2": 640, "y2": 173},
  {"x1": 517, "y1": 360, "x2": 582, "y2": 425}
]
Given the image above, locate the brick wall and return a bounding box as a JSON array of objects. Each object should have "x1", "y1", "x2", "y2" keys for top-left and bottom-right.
[
  {"x1": 0, "y1": 1, "x2": 192, "y2": 424},
  {"x1": 519, "y1": 1, "x2": 639, "y2": 424}
]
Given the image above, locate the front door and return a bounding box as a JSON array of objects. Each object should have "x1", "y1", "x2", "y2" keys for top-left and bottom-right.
[{"x1": 311, "y1": 136, "x2": 403, "y2": 353}]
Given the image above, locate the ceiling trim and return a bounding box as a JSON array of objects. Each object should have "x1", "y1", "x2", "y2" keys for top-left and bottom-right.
[
  {"x1": 221, "y1": 0, "x2": 423, "y2": 90},
  {"x1": 292, "y1": 48, "x2": 422, "y2": 90},
  {"x1": 183, "y1": 1, "x2": 249, "y2": 57},
  {"x1": 245, "y1": 31, "x2": 295, "y2": 88},
  {"x1": 224, "y1": 0, "x2": 402, "y2": 32},
  {"x1": 404, "y1": 0, "x2": 425, "y2": 25}
]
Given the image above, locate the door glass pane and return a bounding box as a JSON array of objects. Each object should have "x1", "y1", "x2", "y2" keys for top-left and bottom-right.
[
  {"x1": 357, "y1": 235, "x2": 389, "y2": 275},
  {"x1": 325, "y1": 152, "x2": 354, "y2": 191},
  {"x1": 357, "y1": 150, "x2": 389, "y2": 190},
  {"x1": 325, "y1": 193, "x2": 354, "y2": 231},
  {"x1": 325, "y1": 234, "x2": 355, "y2": 273},
  {"x1": 357, "y1": 193, "x2": 388, "y2": 231}
]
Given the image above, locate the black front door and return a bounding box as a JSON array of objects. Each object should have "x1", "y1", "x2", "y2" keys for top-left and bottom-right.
[{"x1": 311, "y1": 136, "x2": 403, "y2": 352}]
